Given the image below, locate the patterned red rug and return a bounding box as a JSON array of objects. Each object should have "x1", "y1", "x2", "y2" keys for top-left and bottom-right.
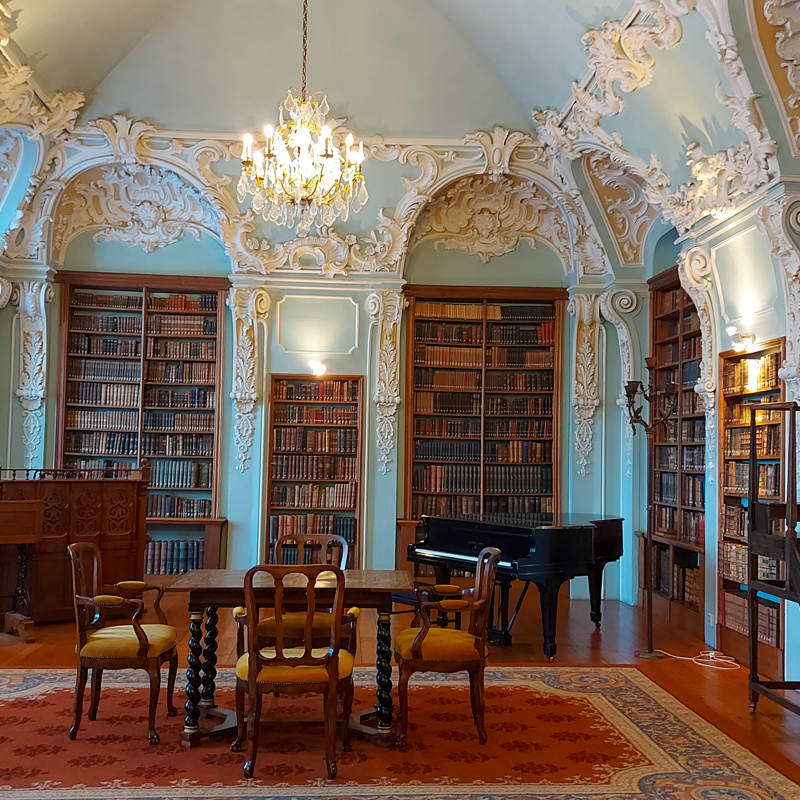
[{"x1": 0, "y1": 666, "x2": 795, "y2": 799}]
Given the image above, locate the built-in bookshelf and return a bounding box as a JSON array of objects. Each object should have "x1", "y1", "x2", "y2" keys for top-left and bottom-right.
[
  {"x1": 56, "y1": 273, "x2": 228, "y2": 534},
  {"x1": 718, "y1": 338, "x2": 786, "y2": 678},
  {"x1": 647, "y1": 268, "x2": 705, "y2": 637},
  {"x1": 404, "y1": 286, "x2": 565, "y2": 523},
  {"x1": 266, "y1": 375, "x2": 363, "y2": 568}
]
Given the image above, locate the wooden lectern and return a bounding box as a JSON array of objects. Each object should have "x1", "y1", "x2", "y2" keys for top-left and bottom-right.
[{"x1": 0, "y1": 500, "x2": 44, "y2": 642}]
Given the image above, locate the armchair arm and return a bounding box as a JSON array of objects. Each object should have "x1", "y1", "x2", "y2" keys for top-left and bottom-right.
[
  {"x1": 76, "y1": 594, "x2": 149, "y2": 656},
  {"x1": 409, "y1": 597, "x2": 477, "y2": 658},
  {"x1": 232, "y1": 606, "x2": 247, "y2": 657},
  {"x1": 341, "y1": 607, "x2": 360, "y2": 655},
  {"x1": 112, "y1": 580, "x2": 168, "y2": 624}
]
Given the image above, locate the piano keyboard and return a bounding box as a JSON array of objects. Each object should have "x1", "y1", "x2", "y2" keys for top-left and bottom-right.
[{"x1": 414, "y1": 548, "x2": 514, "y2": 570}]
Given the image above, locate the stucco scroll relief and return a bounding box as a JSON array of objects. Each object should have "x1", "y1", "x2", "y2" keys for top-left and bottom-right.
[
  {"x1": 51, "y1": 163, "x2": 222, "y2": 262},
  {"x1": 759, "y1": 197, "x2": 800, "y2": 400},
  {"x1": 568, "y1": 292, "x2": 601, "y2": 477},
  {"x1": 228, "y1": 286, "x2": 271, "y2": 471},
  {"x1": 677, "y1": 246, "x2": 717, "y2": 481},
  {"x1": 410, "y1": 173, "x2": 571, "y2": 267},
  {"x1": 365, "y1": 291, "x2": 405, "y2": 475},
  {"x1": 11, "y1": 280, "x2": 52, "y2": 468}
]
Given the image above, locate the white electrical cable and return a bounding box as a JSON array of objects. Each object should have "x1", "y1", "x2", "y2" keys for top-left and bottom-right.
[{"x1": 651, "y1": 649, "x2": 740, "y2": 670}]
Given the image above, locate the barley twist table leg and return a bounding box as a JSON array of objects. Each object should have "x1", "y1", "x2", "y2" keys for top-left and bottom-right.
[
  {"x1": 200, "y1": 606, "x2": 218, "y2": 708},
  {"x1": 376, "y1": 611, "x2": 393, "y2": 732},
  {"x1": 184, "y1": 611, "x2": 203, "y2": 733}
]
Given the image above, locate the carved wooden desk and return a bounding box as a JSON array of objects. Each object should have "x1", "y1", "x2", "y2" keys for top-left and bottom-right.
[{"x1": 168, "y1": 568, "x2": 413, "y2": 747}]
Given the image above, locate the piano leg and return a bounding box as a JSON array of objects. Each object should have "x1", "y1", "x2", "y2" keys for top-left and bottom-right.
[
  {"x1": 487, "y1": 580, "x2": 513, "y2": 647},
  {"x1": 535, "y1": 579, "x2": 564, "y2": 662},
  {"x1": 587, "y1": 562, "x2": 606, "y2": 628}
]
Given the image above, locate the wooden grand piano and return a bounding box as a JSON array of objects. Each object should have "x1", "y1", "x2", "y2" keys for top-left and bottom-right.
[{"x1": 406, "y1": 513, "x2": 623, "y2": 660}]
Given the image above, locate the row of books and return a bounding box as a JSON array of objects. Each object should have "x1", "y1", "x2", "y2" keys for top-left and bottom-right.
[
  {"x1": 681, "y1": 509, "x2": 705, "y2": 544},
  {"x1": 723, "y1": 462, "x2": 781, "y2": 497},
  {"x1": 271, "y1": 454, "x2": 358, "y2": 481},
  {"x1": 681, "y1": 391, "x2": 703, "y2": 416},
  {"x1": 487, "y1": 305, "x2": 555, "y2": 321},
  {"x1": 486, "y1": 419, "x2": 552, "y2": 438},
  {"x1": 68, "y1": 359, "x2": 141, "y2": 381},
  {"x1": 64, "y1": 431, "x2": 138, "y2": 456},
  {"x1": 413, "y1": 464, "x2": 480, "y2": 494},
  {"x1": 411, "y1": 494, "x2": 480, "y2": 517},
  {"x1": 273, "y1": 379, "x2": 360, "y2": 402},
  {"x1": 721, "y1": 541, "x2": 748, "y2": 583},
  {"x1": 656, "y1": 447, "x2": 677, "y2": 469},
  {"x1": 147, "y1": 294, "x2": 217, "y2": 311},
  {"x1": 413, "y1": 368, "x2": 480, "y2": 390},
  {"x1": 682, "y1": 445, "x2": 705, "y2": 470},
  {"x1": 680, "y1": 419, "x2": 705, "y2": 442},
  {"x1": 486, "y1": 324, "x2": 554, "y2": 345},
  {"x1": 143, "y1": 388, "x2": 216, "y2": 409},
  {"x1": 72, "y1": 314, "x2": 141, "y2": 334},
  {"x1": 484, "y1": 465, "x2": 553, "y2": 494},
  {"x1": 414, "y1": 392, "x2": 480, "y2": 415},
  {"x1": 486, "y1": 349, "x2": 554, "y2": 369},
  {"x1": 268, "y1": 513, "x2": 356, "y2": 542},
  {"x1": 147, "y1": 316, "x2": 217, "y2": 336},
  {"x1": 673, "y1": 563, "x2": 700, "y2": 608},
  {"x1": 485, "y1": 396, "x2": 553, "y2": 415},
  {"x1": 272, "y1": 427, "x2": 358, "y2": 454},
  {"x1": 413, "y1": 440, "x2": 480, "y2": 461},
  {"x1": 724, "y1": 426, "x2": 781, "y2": 458},
  {"x1": 682, "y1": 474, "x2": 704, "y2": 509},
  {"x1": 69, "y1": 333, "x2": 141, "y2": 357},
  {"x1": 141, "y1": 433, "x2": 214, "y2": 457},
  {"x1": 273, "y1": 405, "x2": 358, "y2": 425},
  {"x1": 414, "y1": 322, "x2": 482, "y2": 344},
  {"x1": 413, "y1": 418, "x2": 480, "y2": 438},
  {"x1": 413, "y1": 344, "x2": 483, "y2": 368},
  {"x1": 484, "y1": 496, "x2": 553, "y2": 515},
  {"x1": 146, "y1": 494, "x2": 212, "y2": 519},
  {"x1": 654, "y1": 472, "x2": 677, "y2": 504},
  {"x1": 149, "y1": 459, "x2": 212, "y2": 489},
  {"x1": 73, "y1": 291, "x2": 142, "y2": 309},
  {"x1": 484, "y1": 441, "x2": 551, "y2": 463},
  {"x1": 63, "y1": 458, "x2": 133, "y2": 475},
  {"x1": 656, "y1": 287, "x2": 680, "y2": 315},
  {"x1": 267, "y1": 544, "x2": 350, "y2": 567},
  {"x1": 724, "y1": 399, "x2": 782, "y2": 425},
  {"x1": 146, "y1": 361, "x2": 216, "y2": 384},
  {"x1": 682, "y1": 336, "x2": 701, "y2": 360},
  {"x1": 144, "y1": 538, "x2": 204, "y2": 575},
  {"x1": 66, "y1": 409, "x2": 139, "y2": 432},
  {"x1": 414, "y1": 302, "x2": 483, "y2": 320},
  {"x1": 682, "y1": 360, "x2": 700, "y2": 387},
  {"x1": 719, "y1": 590, "x2": 779, "y2": 646},
  {"x1": 655, "y1": 546, "x2": 671, "y2": 596},
  {"x1": 722, "y1": 353, "x2": 781, "y2": 396},
  {"x1": 722, "y1": 503, "x2": 747, "y2": 539},
  {"x1": 658, "y1": 341, "x2": 679, "y2": 363},
  {"x1": 655, "y1": 505, "x2": 677, "y2": 533},
  {"x1": 485, "y1": 372, "x2": 553, "y2": 392},
  {"x1": 143, "y1": 411, "x2": 215, "y2": 432},
  {"x1": 146, "y1": 339, "x2": 217, "y2": 359},
  {"x1": 270, "y1": 482, "x2": 357, "y2": 510}
]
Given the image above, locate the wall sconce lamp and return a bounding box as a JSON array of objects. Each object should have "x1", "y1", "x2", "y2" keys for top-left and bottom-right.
[
  {"x1": 726, "y1": 326, "x2": 755, "y2": 353},
  {"x1": 308, "y1": 360, "x2": 327, "y2": 376}
]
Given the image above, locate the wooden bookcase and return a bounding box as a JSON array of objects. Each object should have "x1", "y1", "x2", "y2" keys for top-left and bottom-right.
[
  {"x1": 266, "y1": 374, "x2": 363, "y2": 568},
  {"x1": 55, "y1": 272, "x2": 229, "y2": 569},
  {"x1": 718, "y1": 337, "x2": 786, "y2": 678},
  {"x1": 647, "y1": 268, "x2": 705, "y2": 638},
  {"x1": 404, "y1": 286, "x2": 565, "y2": 523}
]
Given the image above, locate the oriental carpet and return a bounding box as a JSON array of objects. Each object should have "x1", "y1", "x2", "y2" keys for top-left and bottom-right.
[{"x1": 0, "y1": 666, "x2": 795, "y2": 799}]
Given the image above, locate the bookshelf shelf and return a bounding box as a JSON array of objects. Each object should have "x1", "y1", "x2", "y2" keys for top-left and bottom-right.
[
  {"x1": 266, "y1": 375, "x2": 362, "y2": 568},
  {"x1": 717, "y1": 337, "x2": 786, "y2": 678},
  {"x1": 404, "y1": 286, "x2": 564, "y2": 522},
  {"x1": 56, "y1": 273, "x2": 227, "y2": 534},
  {"x1": 647, "y1": 267, "x2": 706, "y2": 637}
]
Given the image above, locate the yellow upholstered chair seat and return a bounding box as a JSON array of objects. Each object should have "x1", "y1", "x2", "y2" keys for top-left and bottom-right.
[
  {"x1": 80, "y1": 624, "x2": 177, "y2": 659},
  {"x1": 235, "y1": 648, "x2": 354, "y2": 684},
  {"x1": 394, "y1": 627, "x2": 486, "y2": 662}
]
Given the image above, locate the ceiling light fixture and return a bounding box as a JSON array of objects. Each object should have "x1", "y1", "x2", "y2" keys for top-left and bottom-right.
[
  {"x1": 308, "y1": 359, "x2": 327, "y2": 376},
  {"x1": 238, "y1": 0, "x2": 367, "y2": 236}
]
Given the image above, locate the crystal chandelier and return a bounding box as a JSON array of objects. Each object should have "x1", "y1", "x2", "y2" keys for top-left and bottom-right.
[{"x1": 237, "y1": 0, "x2": 367, "y2": 236}]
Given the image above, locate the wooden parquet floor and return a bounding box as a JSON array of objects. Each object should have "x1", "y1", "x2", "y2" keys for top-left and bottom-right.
[{"x1": 2, "y1": 585, "x2": 800, "y2": 783}]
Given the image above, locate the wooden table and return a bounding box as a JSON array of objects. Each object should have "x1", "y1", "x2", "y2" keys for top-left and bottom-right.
[{"x1": 168, "y1": 569, "x2": 412, "y2": 747}]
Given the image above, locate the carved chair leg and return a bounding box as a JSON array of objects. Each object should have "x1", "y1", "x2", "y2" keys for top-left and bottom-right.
[
  {"x1": 231, "y1": 682, "x2": 245, "y2": 752},
  {"x1": 69, "y1": 665, "x2": 88, "y2": 740},
  {"x1": 146, "y1": 664, "x2": 161, "y2": 745},
  {"x1": 396, "y1": 666, "x2": 410, "y2": 748},
  {"x1": 324, "y1": 688, "x2": 338, "y2": 779},
  {"x1": 166, "y1": 653, "x2": 178, "y2": 716},
  {"x1": 88, "y1": 668, "x2": 103, "y2": 721},
  {"x1": 341, "y1": 678, "x2": 355, "y2": 751},
  {"x1": 468, "y1": 668, "x2": 487, "y2": 745},
  {"x1": 243, "y1": 692, "x2": 261, "y2": 779}
]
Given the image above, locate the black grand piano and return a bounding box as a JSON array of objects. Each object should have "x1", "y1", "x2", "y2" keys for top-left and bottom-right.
[{"x1": 406, "y1": 513, "x2": 623, "y2": 660}]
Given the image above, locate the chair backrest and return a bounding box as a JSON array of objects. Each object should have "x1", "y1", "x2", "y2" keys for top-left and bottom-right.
[
  {"x1": 468, "y1": 547, "x2": 501, "y2": 639},
  {"x1": 243, "y1": 563, "x2": 346, "y2": 676},
  {"x1": 273, "y1": 534, "x2": 349, "y2": 569},
  {"x1": 67, "y1": 542, "x2": 103, "y2": 641}
]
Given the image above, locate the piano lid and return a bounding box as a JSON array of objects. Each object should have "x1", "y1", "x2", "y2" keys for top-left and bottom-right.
[{"x1": 423, "y1": 512, "x2": 623, "y2": 530}]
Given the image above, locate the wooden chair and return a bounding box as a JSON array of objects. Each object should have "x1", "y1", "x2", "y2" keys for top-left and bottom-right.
[
  {"x1": 234, "y1": 534, "x2": 349, "y2": 649},
  {"x1": 394, "y1": 546, "x2": 500, "y2": 747},
  {"x1": 230, "y1": 563, "x2": 358, "y2": 779},
  {"x1": 67, "y1": 542, "x2": 178, "y2": 745}
]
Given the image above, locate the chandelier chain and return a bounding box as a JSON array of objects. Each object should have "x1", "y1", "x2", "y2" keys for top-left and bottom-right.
[{"x1": 301, "y1": 0, "x2": 308, "y2": 98}]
